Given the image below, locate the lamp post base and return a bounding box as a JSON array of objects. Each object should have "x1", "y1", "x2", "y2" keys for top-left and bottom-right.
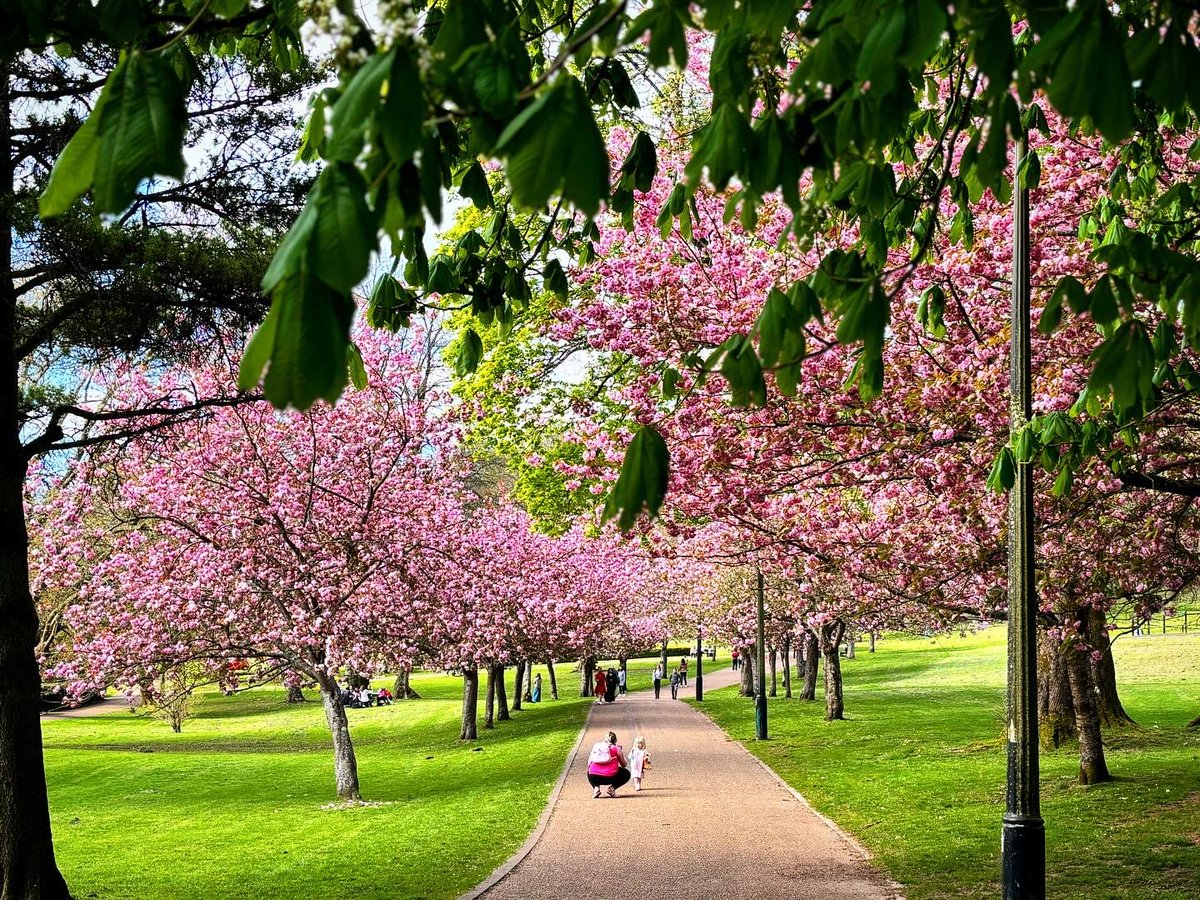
[{"x1": 1001, "y1": 814, "x2": 1045, "y2": 900}]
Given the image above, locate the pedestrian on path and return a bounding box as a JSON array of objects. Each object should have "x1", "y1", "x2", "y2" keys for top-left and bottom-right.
[
  {"x1": 617, "y1": 667, "x2": 626, "y2": 695},
  {"x1": 594, "y1": 668, "x2": 607, "y2": 701},
  {"x1": 669, "y1": 669, "x2": 680, "y2": 699},
  {"x1": 731, "y1": 649, "x2": 739, "y2": 670},
  {"x1": 604, "y1": 666, "x2": 619, "y2": 703},
  {"x1": 629, "y1": 736, "x2": 651, "y2": 791},
  {"x1": 586, "y1": 731, "x2": 631, "y2": 798},
  {"x1": 532, "y1": 673, "x2": 542, "y2": 702},
  {"x1": 652, "y1": 664, "x2": 662, "y2": 699},
  {"x1": 679, "y1": 657, "x2": 688, "y2": 686}
]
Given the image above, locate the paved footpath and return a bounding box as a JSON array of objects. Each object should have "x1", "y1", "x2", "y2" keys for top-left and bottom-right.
[{"x1": 466, "y1": 667, "x2": 901, "y2": 900}]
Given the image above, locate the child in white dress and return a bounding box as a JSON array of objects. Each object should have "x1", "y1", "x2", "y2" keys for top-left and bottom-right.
[{"x1": 629, "y1": 735, "x2": 651, "y2": 791}]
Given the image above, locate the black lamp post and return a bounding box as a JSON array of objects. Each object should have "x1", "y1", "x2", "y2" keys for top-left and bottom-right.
[
  {"x1": 755, "y1": 570, "x2": 767, "y2": 740},
  {"x1": 695, "y1": 627, "x2": 703, "y2": 701},
  {"x1": 1002, "y1": 133, "x2": 1045, "y2": 900}
]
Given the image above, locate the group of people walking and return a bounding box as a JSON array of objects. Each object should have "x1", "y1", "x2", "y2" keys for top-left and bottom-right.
[
  {"x1": 586, "y1": 731, "x2": 650, "y2": 797},
  {"x1": 593, "y1": 665, "x2": 625, "y2": 702},
  {"x1": 650, "y1": 657, "x2": 688, "y2": 699}
]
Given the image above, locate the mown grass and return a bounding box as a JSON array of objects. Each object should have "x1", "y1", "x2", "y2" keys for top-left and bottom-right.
[
  {"x1": 43, "y1": 672, "x2": 592, "y2": 900},
  {"x1": 693, "y1": 628, "x2": 1200, "y2": 899}
]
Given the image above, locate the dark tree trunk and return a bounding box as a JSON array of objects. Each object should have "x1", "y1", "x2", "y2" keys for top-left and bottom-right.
[
  {"x1": 317, "y1": 675, "x2": 362, "y2": 801},
  {"x1": 495, "y1": 663, "x2": 510, "y2": 721},
  {"x1": 580, "y1": 655, "x2": 595, "y2": 697},
  {"x1": 768, "y1": 646, "x2": 777, "y2": 697},
  {"x1": 0, "y1": 61, "x2": 72, "y2": 900},
  {"x1": 800, "y1": 630, "x2": 819, "y2": 701},
  {"x1": 782, "y1": 635, "x2": 792, "y2": 699},
  {"x1": 1065, "y1": 640, "x2": 1111, "y2": 784},
  {"x1": 1037, "y1": 629, "x2": 1075, "y2": 749},
  {"x1": 393, "y1": 668, "x2": 420, "y2": 699},
  {"x1": 546, "y1": 659, "x2": 558, "y2": 700},
  {"x1": 286, "y1": 684, "x2": 306, "y2": 703},
  {"x1": 869, "y1": 631, "x2": 877, "y2": 653},
  {"x1": 820, "y1": 620, "x2": 846, "y2": 720},
  {"x1": 512, "y1": 660, "x2": 525, "y2": 711},
  {"x1": 522, "y1": 660, "x2": 533, "y2": 703},
  {"x1": 459, "y1": 666, "x2": 479, "y2": 740},
  {"x1": 484, "y1": 662, "x2": 496, "y2": 729},
  {"x1": 659, "y1": 639, "x2": 668, "y2": 673},
  {"x1": 1084, "y1": 609, "x2": 1135, "y2": 727},
  {"x1": 738, "y1": 646, "x2": 755, "y2": 696}
]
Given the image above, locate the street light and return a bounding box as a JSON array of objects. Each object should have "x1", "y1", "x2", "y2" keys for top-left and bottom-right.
[
  {"x1": 695, "y1": 626, "x2": 703, "y2": 701},
  {"x1": 1002, "y1": 133, "x2": 1045, "y2": 900},
  {"x1": 755, "y1": 570, "x2": 767, "y2": 740}
]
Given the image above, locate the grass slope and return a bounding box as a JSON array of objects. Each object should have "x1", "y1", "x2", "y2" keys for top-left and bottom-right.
[
  {"x1": 43, "y1": 672, "x2": 591, "y2": 900},
  {"x1": 694, "y1": 628, "x2": 1200, "y2": 899}
]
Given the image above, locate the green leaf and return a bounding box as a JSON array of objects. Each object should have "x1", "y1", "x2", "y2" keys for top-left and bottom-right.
[
  {"x1": 458, "y1": 161, "x2": 493, "y2": 209},
  {"x1": 496, "y1": 77, "x2": 610, "y2": 215},
  {"x1": 297, "y1": 91, "x2": 328, "y2": 163},
  {"x1": 685, "y1": 103, "x2": 753, "y2": 192},
  {"x1": 1051, "y1": 465, "x2": 1074, "y2": 498},
  {"x1": 543, "y1": 258, "x2": 569, "y2": 300},
  {"x1": 93, "y1": 51, "x2": 187, "y2": 213},
  {"x1": 986, "y1": 446, "x2": 1016, "y2": 493},
  {"x1": 1018, "y1": 150, "x2": 1041, "y2": 190},
  {"x1": 456, "y1": 328, "x2": 484, "y2": 376},
  {"x1": 327, "y1": 50, "x2": 393, "y2": 163},
  {"x1": 1087, "y1": 321, "x2": 1156, "y2": 412},
  {"x1": 627, "y1": 2, "x2": 689, "y2": 69},
  {"x1": 662, "y1": 366, "x2": 680, "y2": 399},
  {"x1": 39, "y1": 87, "x2": 108, "y2": 217},
  {"x1": 718, "y1": 334, "x2": 768, "y2": 408},
  {"x1": 602, "y1": 425, "x2": 671, "y2": 530},
  {"x1": 237, "y1": 300, "x2": 280, "y2": 392},
  {"x1": 380, "y1": 45, "x2": 426, "y2": 164},
  {"x1": 366, "y1": 275, "x2": 418, "y2": 331},
  {"x1": 346, "y1": 341, "x2": 368, "y2": 390},
  {"x1": 856, "y1": 4, "x2": 906, "y2": 92},
  {"x1": 310, "y1": 164, "x2": 377, "y2": 292}
]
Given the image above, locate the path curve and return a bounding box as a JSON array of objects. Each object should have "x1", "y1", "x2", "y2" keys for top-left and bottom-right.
[{"x1": 463, "y1": 667, "x2": 902, "y2": 900}]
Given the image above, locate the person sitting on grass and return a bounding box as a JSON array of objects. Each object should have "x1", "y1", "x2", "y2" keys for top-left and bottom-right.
[
  {"x1": 376, "y1": 687, "x2": 392, "y2": 705},
  {"x1": 586, "y1": 731, "x2": 631, "y2": 798},
  {"x1": 359, "y1": 686, "x2": 374, "y2": 707}
]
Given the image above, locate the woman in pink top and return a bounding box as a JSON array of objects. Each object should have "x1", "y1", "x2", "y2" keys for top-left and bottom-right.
[{"x1": 585, "y1": 730, "x2": 631, "y2": 798}]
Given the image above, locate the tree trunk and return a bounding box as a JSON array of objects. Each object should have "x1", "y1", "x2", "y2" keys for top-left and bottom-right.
[
  {"x1": 522, "y1": 659, "x2": 533, "y2": 703},
  {"x1": 768, "y1": 646, "x2": 777, "y2": 697},
  {"x1": 460, "y1": 666, "x2": 479, "y2": 740},
  {"x1": 1037, "y1": 629, "x2": 1075, "y2": 749},
  {"x1": 820, "y1": 620, "x2": 846, "y2": 720},
  {"x1": 286, "y1": 684, "x2": 306, "y2": 703},
  {"x1": 317, "y1": 676, "x2": 362, "y2": 801},
  {"x1": 393, "y1": 668, "x2": 420, "y2": 700},
  {"x1": 738, "y1": 646, "x2": 755, "y2": 696},
  {"x1": 580, "y1": 655, "x2": 595, "y2": 698},
  {"x1": 1084, "y1": 609, "x2": 1135, "y2": 727},
  {"x1": 546, "y1": 659, "x2": 558, "y2": 700},
  {"x1": 0, "y1": 60, "x2": 72, "y2": 898},
  {"x1": 659, "y1": 639, "x2": 668, "y2": 673},
  {"x1": 782, "y1": 635, "x2": 792, "y2": 699},
  {"x1": 800, "y1": 630, "x2": 819, "y2": 701},
  {"x1": 512, "y1": 660, "x2": 525, "y2": 711},
  {"x1": 869, "y1": 631, "x2": 877, "y2": 653},
  {"x1": 495, "y1": 663, "x2": 510, "y2": 721},
  {"x1": 1065, "y1": 640, "x2": 1111, "y2": 784},
  {"x1": 845, "y1": 632, "x2": 856, "y2": 659},
  {"x1": 484, "y1": 662, "x2": 496, "y2": 729}
]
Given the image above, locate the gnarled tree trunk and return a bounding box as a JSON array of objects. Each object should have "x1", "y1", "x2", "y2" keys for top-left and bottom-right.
[
  {"x1": 393, "y1": 668, "x2": 420, "y2": 699},
  {"x1": 546, "y1": 658, "x2": 558, "y2": 700},
  {"x1": 317, "y1": 675, "x2": 362, "y2": 802},
  {"x1": 522, "y1": 659, "x2": 533, "y2": 703},
  {"x1": 495, "y1": 663, "x2": 510, "y2": 721},
  {"x1": 800, "y1": 630, "x2": 819, "y2": 701},
  {"x1": 1037, "y1": 628, "x2": 1075, "y2": 748},
  {"x1": 484, "y1": 663, "x2": 497, "y2": 729},
  {"x1": 286, "y1": 684, "x2": 306, "y2": 703},
  {"x1": 460, "y1": 666, "x2": 479, "y2": 741},
  {"x1": 1065, "y1": 640, "x2": 1111, "y2": 784},
  {"x1": 1084, "y1": 608, "x2": 1134, "y2": 727},
  {"x1": 659, "y1": 639, "x2": 668, "y2": 673},
  {"x1": 738, "y1": 646, "x2": 755, "y2": 696},
  {"x1": 782, "y1": 635, "x2": 792, "y2": 699},
  {"x1": 820, "y1": 620, "x2": 846, "y2": 721},
  {"x1": 512, "y1": 660, "x2": 525, "y2": 711},
  {"x1": 580, "y1": 655, "x2": 596, "y2": 697}
]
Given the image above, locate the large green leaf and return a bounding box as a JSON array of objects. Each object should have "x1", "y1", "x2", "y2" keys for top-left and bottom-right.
[
  {"x1": 92, "y1": 51, "x2": 187, "y2": 213},
  {"x1": 327, "y1": 50, "x2": 393, "y2": 163},
  {"x1": 309, "y1": 164, "x2": 377, "y2": 293},
  {"x1": 603, "y1": 425, "x2": 671, "y2": 530},
  {"x1": 380, "y1": 45, "x2": 426, "y2": 164},
  {"x1": 496, "y1": 77, "x2": 609, "y2": 215},
  {"x1": 39, "y1": 87, "x2": 109, "y2": 217}
]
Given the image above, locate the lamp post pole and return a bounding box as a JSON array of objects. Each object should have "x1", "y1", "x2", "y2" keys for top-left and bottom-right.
[
  {"x1": 1002, "y1": 133, "x2": 1045, "y2": 900},
  {"x1": 695, "y1": 627, "x2": 703, "y2": 701},
  {"x1": 755, "y1": 570, "x2": 767, "y2": 740}
]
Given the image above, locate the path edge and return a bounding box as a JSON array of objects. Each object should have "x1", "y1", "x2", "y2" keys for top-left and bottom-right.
[
  {"x1": 726, "y1": 725, "x2": 908, "y2": 900},
  {"x1": 457, "y1": 700, "x2": 596, "y2": 900}
]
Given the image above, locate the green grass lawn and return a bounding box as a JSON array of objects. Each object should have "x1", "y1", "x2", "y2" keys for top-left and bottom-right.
[
  {"x1": 43, "y1": 672, "x2": 591, "y2": 900},
  {"x1": 693, "y1": 628, "x2": 1200, "y2": 900}
]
